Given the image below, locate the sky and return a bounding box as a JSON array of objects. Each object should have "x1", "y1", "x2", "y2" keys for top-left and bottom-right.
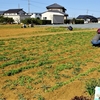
[{"x1": 0, "y1": 0, "x2": 100, "y2": 18}]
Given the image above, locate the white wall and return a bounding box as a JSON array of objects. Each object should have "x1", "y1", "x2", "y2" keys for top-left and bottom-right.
[
  {"x1": 41, "y1": 12, "x2": 63, "y2": 24},
  {"x1": 4, "y1": 15, "x2": 20, "y2": 23},
  {"x1": 4, "y1": 15, "x2": 30, "y2": 23},
  {"x1": 30, "y1": 13, "x2": 41, "y2": 19}
]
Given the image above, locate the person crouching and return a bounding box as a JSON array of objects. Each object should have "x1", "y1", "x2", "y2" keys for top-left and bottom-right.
[{"x1": 91, "y1": 28, "x2": 100, "y2": 47}]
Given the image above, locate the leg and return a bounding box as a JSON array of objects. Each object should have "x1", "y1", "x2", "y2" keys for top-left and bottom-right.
[{"x1": 91, "y1": 40, "x2": 100, "y2": 47}]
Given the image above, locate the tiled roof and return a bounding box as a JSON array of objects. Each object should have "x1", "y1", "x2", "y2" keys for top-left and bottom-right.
[
  {"x1": 4, "y1": 9, "x2": 24, "y2": 13},
  {"x1": 77, "y1": 15, "x2": 98, "y2": 22},
  {"x1": 77, "y1": 15, "x2": 97, "y2": 19},
  {"x1": 46, "y1": 3, "x2": 66, "y2": 10}
]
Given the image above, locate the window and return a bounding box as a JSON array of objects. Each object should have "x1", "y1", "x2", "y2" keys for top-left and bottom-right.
[{"x1": 43, "y1": 17, "x2": 47, "y2": 20}]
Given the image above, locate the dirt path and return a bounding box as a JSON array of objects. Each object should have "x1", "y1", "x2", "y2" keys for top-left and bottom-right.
[{"x1": 0, "y1": 29, "x2": 96, "y2": 40}]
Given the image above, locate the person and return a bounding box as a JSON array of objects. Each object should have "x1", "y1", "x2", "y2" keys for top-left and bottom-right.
[
  {"x1": 91, "y1": 28, "x2": 100, "y2": 46},
  {"x1": 21, "y1": 24, "x2": 27, "y2": 28}
]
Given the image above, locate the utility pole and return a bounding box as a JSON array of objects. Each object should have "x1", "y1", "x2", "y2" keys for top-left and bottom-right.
[
  {"x1": 18, "y1": 4, "x2": 20, "y2": 9},
  {"x1": 87, "y1": 9, "x2": 88, "y2": 15},
  {"x1": 28, "y1": 0, "x2": 30, "y2": 14}
]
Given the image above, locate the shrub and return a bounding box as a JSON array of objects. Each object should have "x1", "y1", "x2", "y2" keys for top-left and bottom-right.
[
  {"x1": 64, "y1": 19, "x2": 71, "y2": 24},
  {"x1": 41, "y1": 20, "x2": 51, "y2": 25},
  {"x1": 0, "y1": 16, "x2": 14, "y2": 24},
  {"x1": 21, "y1": 18, "x2": 42, "y2": 25},
  {"x1": 75, "y1": 19, "x2": 84, "y2": 24}
]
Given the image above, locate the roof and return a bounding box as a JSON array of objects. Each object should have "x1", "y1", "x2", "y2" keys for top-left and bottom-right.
[
  {"x1": 77, "y1": 15, "x2": 97, "y2": 19},
  {"x1": 4, "y1": 9, "x2": 25, "y2": 13},
  {"x1": 46, "y1": 3, "x2": 66, "y2": 10},
  {"x1": 0, "y1": 11, "x2": 5, "y2": 15},
  {"x1": 77, "y1": 15, "x2": 98, "y2": 22},
  {"x1": 42, "y1": 10, "x2": 68, "y2": 16}
]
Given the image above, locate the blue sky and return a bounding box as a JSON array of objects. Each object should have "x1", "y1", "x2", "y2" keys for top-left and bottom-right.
[{"x1": 0, "y1": 0, "x2": 100, "y2": 18}]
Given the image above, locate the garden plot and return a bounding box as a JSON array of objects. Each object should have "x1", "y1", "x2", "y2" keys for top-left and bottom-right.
[{"x1": 0, "y1": 25, "x2": 100, "y2": 100}]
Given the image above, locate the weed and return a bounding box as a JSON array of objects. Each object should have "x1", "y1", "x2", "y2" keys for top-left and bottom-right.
[
  {"x1": 41, "y1": 84, "x2": 51, "y2": 92},
  {"x1": 72, "y1": 67, "x2": 82, "y2": 75},
  {"x1": 34, "y1": 80, "x2": 42, "y2": 85},
  {"x1": 18, "y1": 94, "x2": 26, "y2": 100},
  {"x1": 85, "y1": 78, "x2": 100, "y2": 96},
  {"x1": 0, "y1": 40, "x2": 5, "y2": 45},
  {"x1": 37, "y1": 70, "x2": 47, "y2": 78},
  {"x1": 33, "y1": 94, "x2": 45, "y2": 100}
]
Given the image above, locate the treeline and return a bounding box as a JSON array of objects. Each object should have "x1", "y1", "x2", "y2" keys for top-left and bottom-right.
[
  {"x1": 21, "y1": 18, "x2": 84, "y2": 25},
  {"x1": 0, "y1": 16, "x2": 14, "y2": 24},
  {"x1": 21, "y1": 18, "x2": 51, "y2": 25},
  {"x1": 0, "y1": 16, "x2": 84, "y2": 25},
  {"x1": 64, "y1": 18, "x2": 84, "y2": 24}
]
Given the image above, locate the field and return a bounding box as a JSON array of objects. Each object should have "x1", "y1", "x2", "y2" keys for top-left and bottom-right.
[{"x1": 0, "y1": 25, "x2": 100, "y2": 100}]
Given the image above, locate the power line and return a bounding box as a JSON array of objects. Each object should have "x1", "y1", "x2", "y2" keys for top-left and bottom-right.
[
  {"x1": 20, "y1": 0, "x2": 100, "y2": 13},
  {"x1": 30, "y1": 0, "x2": 48, "y2": 5}
]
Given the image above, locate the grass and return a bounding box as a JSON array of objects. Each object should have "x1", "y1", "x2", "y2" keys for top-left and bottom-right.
[{"x1": 0, "y1": 24, "x2": 99, "y2": 100}]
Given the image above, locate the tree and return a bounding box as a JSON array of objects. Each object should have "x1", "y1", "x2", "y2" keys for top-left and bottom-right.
[{"x1": 0, "y1": 16, "x2": 14, "y2": 24}]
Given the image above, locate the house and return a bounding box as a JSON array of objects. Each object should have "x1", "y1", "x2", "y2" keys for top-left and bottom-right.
[
  {"x1": 30, "y1": 13, "x2": 41, "y2": 19},
  {"x1": 97, "y1": 17, "x2": 100, "y2": 23},
  {"x1": 3, "y1": 9, "x2": 30, "y2": 23},
  {"x1": 77, "y1": 15, "x2": 98, "y2": 23},
  {"x1": 41, "y1": 3, "x2": 68, "y2": 24},
  {"x1": 0, "y1": 11, "x2": 5, "y2": 16}
]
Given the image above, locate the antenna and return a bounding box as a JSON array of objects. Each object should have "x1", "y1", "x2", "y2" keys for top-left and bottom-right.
[{"x1": 28, "y1": 0, "x2": 30, "y2": 14}]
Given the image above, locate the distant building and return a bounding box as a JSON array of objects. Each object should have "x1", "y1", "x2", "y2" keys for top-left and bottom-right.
[
  {"x1": 97, "y1": 17, "x2": 100, "y2": 23},
  {"x1": 77, "y1": 15, "x2": 98, "y2": 23},
  {"x1": 3, "y1": 9, "x2": 30, "y2": 23},
  {"x1": 41, "y1": 3, "x2": 68, "y2": 24},
  {"x1": 0, "y1": 11, "x2": 5, "y2": 16},
  {"x1": 30, "y1": 13, "x2": 41, "y2": 19}
]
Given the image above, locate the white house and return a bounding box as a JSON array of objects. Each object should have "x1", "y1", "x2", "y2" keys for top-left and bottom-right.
[
  {"x1": 3, "y1": 9, "x2": 30, "y2": 23},
  {"x1": 30, "y1": 13, "x2": 41, "y2": 19},
  {"x1": 41, "y1": 3, "x2": 68, "y2": 24}
]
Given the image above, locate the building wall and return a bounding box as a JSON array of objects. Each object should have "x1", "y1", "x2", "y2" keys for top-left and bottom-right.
[
  {"x1": 4, "y1": 15, "x2": 20, "y2": 23},
  {"x1": 98, "y1": 19, "x2": 100, "y2": 23},
  {"x1": 41, "y1": 12, "x2": 63, "y2": 24},
  {"x1": 20, "y1": 15, "x2": 30, "y2": 21},
  {"x1": 4, "y1": 13, "x2": 18, "y2": 15},
  {"x1": 3, "y1": 15, "x2": 30, "y2": 23},
  {"x1": 30, "y1": 13, "x2": 41, "y2": 19}
]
